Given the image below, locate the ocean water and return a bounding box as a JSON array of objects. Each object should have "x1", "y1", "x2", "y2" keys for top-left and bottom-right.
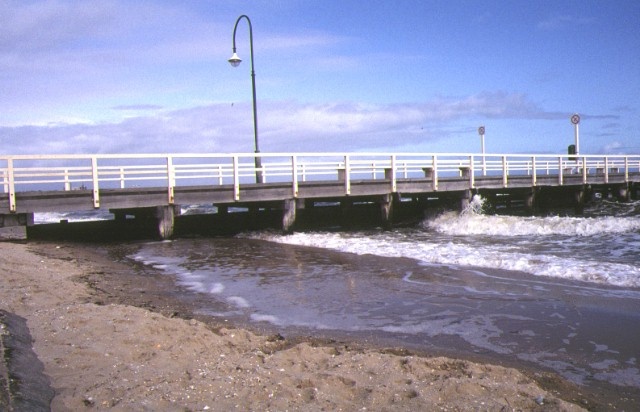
[
  {"x1": 250, "y1": 197, "x2": 640, "y2": 288},
  {"x1": 37, "y1": 197, "x2": 640, "y2": 394}
]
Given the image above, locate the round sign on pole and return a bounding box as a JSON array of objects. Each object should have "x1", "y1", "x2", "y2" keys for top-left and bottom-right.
[
  {"x1": 478, "y1": 126, "x2": 485, "y2": 135},
  {"x1": 571, "y1": 114, "x2": 580, "y2": 125}
]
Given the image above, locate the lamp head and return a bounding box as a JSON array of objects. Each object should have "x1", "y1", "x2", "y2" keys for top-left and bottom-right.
[{"x1": 228, "y1": 53, "x2": 242, "y2": 67}]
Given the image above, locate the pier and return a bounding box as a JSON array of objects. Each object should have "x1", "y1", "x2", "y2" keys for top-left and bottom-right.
[{"x1": 2, "y1": 152, "x2": 640, "y2": 240}]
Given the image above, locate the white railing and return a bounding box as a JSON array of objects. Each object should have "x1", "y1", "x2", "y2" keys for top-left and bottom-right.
[{"x1": 1, "y1": 153, "x2": 639, "y2": 212}]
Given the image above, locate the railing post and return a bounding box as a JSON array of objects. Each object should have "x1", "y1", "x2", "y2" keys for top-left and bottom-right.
[
  {"x1": 482, "y1": 153, "x2": 487, "y2": 176},
  {"x1": 432, "y1": 155, "x2": 438, "y2": 191},
  {"x1": 7, "y1": 158, "x2": 16, "y2": 212},
  {"x1": 624, "y1": 156, "x2": 629, "y2": 182},
  {"x1": 502, "y1": 156, "x2": 508, "y2": 187},
  {"x1": 291, "y1": 155, "x2": 299, "y2": 197},
  {"x1": 344, "y1": 155, "x2": 351, "y2": 195},
  {"x1": 582, "y1": 156, "x2": 588, "y2": 184},
  {"x1": 259, "y1": 159, "x2": 266, "y2": 183},
  {"x1": 2, "y1": 167, "x2": 7, "y2": 194},
  {"x1": 558, "y1": 157, "x2": 563, "y2": 185},
  {"x1": 604, "y1": 157, "x2": 609, "y2": 184},
  {"x1": 233, "y1": 156, "x2": 240, "y2": 201},
  {"x1": 64, "y1": 169, "x2": 71, "y2": 191},
  {"x1": 120, "y1": 167, "x2": 126, "y2": 189},
  {"x1": 390, "y1": 155, "x2": 397, "y2": 192},
  {"x1": 167, "y1": 156, "x2": 175, "y2": 204},
  {"x1": 469, "y1": 155, "x2": 475, "y2": 189},
  {"x1": 91, "y1": 156, "x2": 100, "y2": 208},
  {"x1": 531, "y1": 156, "x2": 537, "y2": 187}
]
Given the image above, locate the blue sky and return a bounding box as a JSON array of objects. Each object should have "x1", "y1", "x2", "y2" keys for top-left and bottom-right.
[{"x1": 1, "y1": 0, "x2": 638, "y2": 155}]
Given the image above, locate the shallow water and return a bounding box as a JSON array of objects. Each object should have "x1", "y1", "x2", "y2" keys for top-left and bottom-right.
[{"x1": 129, "y1": 234, "x2": 640, "y2": 393}]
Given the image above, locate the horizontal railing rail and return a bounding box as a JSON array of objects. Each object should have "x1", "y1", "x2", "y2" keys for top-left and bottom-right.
[{"x1": 1, "y1": 153, "x2": 639, "y2": 212}]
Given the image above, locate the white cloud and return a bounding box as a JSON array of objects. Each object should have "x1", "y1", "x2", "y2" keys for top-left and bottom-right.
[{"x1": 0, "y1": 92, "x2": 573, "y2": 155}]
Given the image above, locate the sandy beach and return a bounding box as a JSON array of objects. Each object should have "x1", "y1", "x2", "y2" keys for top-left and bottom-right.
[{"x1": 0, "y1": 240, "x2": 600, "y2": 411}]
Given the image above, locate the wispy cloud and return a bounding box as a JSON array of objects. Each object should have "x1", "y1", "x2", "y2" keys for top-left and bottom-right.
[
  {"x1": 111, "y1": 104, "x2": 164, "y2": 111},
  {"x1": 261, "y1": 32, "x2": 348, "y2": 51},
  {"x1": 537, "y1": 15, "x2": 594, "y2": 31},
  {"x1": 0, "y1": 1, "x2": 117, "y2": 52},
  {"x1": 0, "y1": 92, "x2": 582, "y2": 155}
]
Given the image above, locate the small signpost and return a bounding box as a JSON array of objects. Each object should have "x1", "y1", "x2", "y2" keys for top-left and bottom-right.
[
  {"x1": 571, "y1": 114, "x2": 580, "y2": 156},
  {"x1": 478, "y1": 126, "x2": 486, "y2": 175}
]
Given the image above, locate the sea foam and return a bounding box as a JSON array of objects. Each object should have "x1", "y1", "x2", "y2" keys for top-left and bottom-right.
[
  {"x1": 427, "y1": 211, "x2": 640, "y2": 237},
  {"x1": 251, "y1": 194, "x2": 640, "y2": 288}
]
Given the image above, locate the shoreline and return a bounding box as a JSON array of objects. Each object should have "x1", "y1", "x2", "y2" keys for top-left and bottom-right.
[{"x1": 0, "y1": 240, "x2": 615, "y2": 410}]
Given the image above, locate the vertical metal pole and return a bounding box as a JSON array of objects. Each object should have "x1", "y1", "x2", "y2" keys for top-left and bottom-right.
[
  {"x1": 478, "y1": 126, "x2": 486, "y2": 176},
  {"x1": 574, "y1": 122, "x2": 580, "y2": 155},
  {"x1": 230, "y1": 15, "x2": 262, "y2": 183},
  {"x1": 571, "y1": 114, "x2": 581, "y2": 157},
  {"x1": 250, "y1": 44, "x2": 263, "y2": 183},
  {"x1": 481, "y1": 133, "x2": 486, "y2": 176}
]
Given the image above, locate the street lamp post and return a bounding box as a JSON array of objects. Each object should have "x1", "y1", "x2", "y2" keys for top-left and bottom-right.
[{"x1": 229, "y1": 14, "x2": 263, "y2": 183}]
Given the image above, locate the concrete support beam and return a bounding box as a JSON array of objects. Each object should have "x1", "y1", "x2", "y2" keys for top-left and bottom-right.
[
  {"x1": 459, "y1": 190, "x2": 472, "y2": 212},
  {"x1": 154, "y1": 205, "x2": 176, "y2": 240},
  {"x1": 524, "y1": 190, "x2": 536, "y2": 215},
  {"x1": 616, "y1": 184, "x2": 631, "y2": 202},
  {"x1": 282, "y1": 198, "x2": 298, "y2": 233},
  {"x1": 0, "y1": 213, "x2": 34, "y2": 241},
  {"x1": 111, "y1": 205, "x2": 178, "y2": 239},
  {"x1": 0, "y1": 213, "x2": 34, "y2": 228},
  {"x1": 574, "y1": 188, "x2": 586, "y2": 215},
  {"x1": 379, "y1": 194, "x2": 396, "y2": 229}
]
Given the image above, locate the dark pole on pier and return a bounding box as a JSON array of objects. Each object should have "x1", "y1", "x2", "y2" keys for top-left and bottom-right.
[{"x1": 229, "y1": 15, "x2": 263, "y2": 183}]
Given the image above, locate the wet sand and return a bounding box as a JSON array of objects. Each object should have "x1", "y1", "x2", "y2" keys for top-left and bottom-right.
[{"x1": 0, "y1": 240, "x2": 622, "y2": 411}]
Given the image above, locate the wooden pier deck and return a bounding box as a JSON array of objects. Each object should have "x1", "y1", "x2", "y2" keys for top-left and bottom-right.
[{"x1": 2, "y1": 152, "x2": 640, "y2": 239}]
